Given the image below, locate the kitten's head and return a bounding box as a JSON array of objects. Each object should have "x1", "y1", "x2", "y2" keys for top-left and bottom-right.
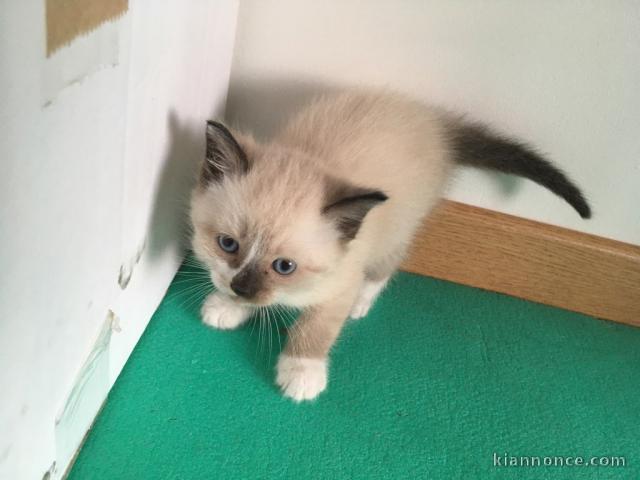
[{"x1": 190, "y1": 121, "x2": 387, "y2": 307}]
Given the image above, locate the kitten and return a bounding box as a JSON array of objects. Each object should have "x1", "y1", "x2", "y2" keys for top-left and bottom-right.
[{"x1": 190, "y1": 90, "x2": 590, "y2": 402}]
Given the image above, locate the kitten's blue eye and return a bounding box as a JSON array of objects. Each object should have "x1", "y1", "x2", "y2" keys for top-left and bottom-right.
[
  {"x1": 272, "y1": 258, "x2": 297, "y2": 275},
  {"x1": 217, "y1": 235, "x2": 239, "y2": 253}
]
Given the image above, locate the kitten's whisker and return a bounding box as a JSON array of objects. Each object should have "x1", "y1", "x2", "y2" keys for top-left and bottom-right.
[
  {"x1": 261, "y1": 307, "x2": 268, "y2": 357},
  {"x1": 165, "y1": 280, "x2": 210, "y2": 303},
  {"x1": 257, "y1": 306, "x2": 265, "y2": 356},
  {"x1": 179, "y1": 289, "x2": 210, "y2": 313},
  {"x1": 264, "y1": 306, "x2": 270, "y2": 359},
  {"x1": 248, "y1": 308, "x2": 258, "y2": 343},
  {"x1": 170, "y1": 278, "x2": 211, "y2": 287},
  {"x1": 174, "y1": 267, "x2": 209, "y2": 277},
  {"x1": 267, "y1": 307, "x2": 273, "y2": 359},
  {"x1": 183, "y1": 287, "x2": 213, "y2": 313},
  {"x1": 170, "y1": 280, "x2": 213, "y2": 312},
  {"x1": 272, "y1": 305, "x2": 284, "y2": 353}
]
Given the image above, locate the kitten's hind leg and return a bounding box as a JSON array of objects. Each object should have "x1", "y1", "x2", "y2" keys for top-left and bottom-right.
[
  {"x1": 350, "y1": 248, "x2": 406, "y2": 320},
  {"x1": 349, "y1": 275, "x2": 390, "y2": 319}
]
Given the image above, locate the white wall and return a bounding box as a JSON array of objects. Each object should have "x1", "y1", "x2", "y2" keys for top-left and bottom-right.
[
  {"x1": 228, "y1": 0, "x2": 640, "y2": 245},
  {"x1": 0, "y1": 2, "x2": 238, "y2": 479}
]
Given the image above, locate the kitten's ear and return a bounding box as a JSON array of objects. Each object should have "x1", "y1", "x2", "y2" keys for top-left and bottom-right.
[
  {"x1": 323, "y1": 178, "x2": 388, "y2": 241},
  {"x1": 201, "y1": 121, "x2": 250, "y2": 185}
]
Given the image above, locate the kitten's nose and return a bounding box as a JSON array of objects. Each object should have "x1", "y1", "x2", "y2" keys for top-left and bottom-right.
[
  {"x1": 230, "y1": 267, "x2": 259, "y2": 298},
  {"x1": 230, "y1": 279, "x2": 251, "y2": 297}
]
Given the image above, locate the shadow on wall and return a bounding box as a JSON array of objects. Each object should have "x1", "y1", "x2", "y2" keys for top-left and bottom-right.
[
  {"x1": 226, "y1": 76, "x2": 524, "y2": 198},
  {"x1": 142, "y1": 79, "x2": 328, "y2": 269},
  {"x1": 226, "y1": 76, "x2": 339, "y2": 140},
  {"x1": 146, "y1": 111, "x2": 203, "y2": 262}
]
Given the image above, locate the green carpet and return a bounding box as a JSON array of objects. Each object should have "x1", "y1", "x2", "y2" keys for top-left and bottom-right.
[{"x1": 69, "y1": 258, "x2": 640, "y2": 480}]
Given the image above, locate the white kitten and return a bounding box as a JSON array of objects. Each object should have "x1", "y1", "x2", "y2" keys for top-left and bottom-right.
[{"x1": 190, "y1": 90, "x2": 590, "y2": 401}]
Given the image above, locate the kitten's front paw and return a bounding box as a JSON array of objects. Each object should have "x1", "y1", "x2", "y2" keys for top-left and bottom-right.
[
  {"x1": 276, "y1": 355, "x2": 327, "y2": 402},
  {"x1": 201, "y1": 293, "x2": 250, "y2": 330}
]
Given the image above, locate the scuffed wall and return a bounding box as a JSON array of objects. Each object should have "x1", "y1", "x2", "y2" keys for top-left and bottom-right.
[{"x1": 0, "y1": 2, "x2": 238, "y2": 478}]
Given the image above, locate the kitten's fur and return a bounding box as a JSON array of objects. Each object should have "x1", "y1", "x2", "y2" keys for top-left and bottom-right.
[{"x1": 190, "y1": 90, "x2": 590, "y2": 402}]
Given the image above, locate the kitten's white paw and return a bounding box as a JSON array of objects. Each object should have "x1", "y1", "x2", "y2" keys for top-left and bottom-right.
[
  {"x1": 276, "y1": 355, "x2": 327, "y2": 402},
  {"x1": 201, "y1": 292, "x2": 250, "y2": 330}
]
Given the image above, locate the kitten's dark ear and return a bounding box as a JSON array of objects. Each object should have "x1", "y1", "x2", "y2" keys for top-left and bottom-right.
[
  {"x1": 323, "y1": 178, "x2": 388, "y2": 241},
  {"x1": 202, "y1": 121, "x2": 250, "y2": 185}
]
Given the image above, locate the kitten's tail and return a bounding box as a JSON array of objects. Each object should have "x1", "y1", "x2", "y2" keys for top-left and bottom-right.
[{"x1": 446, "y1": 119, "x2": 591, "y2": 219}]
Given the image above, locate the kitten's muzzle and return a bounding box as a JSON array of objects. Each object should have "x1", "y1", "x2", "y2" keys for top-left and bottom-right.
[{"x1": 230, "y1": 264, "x2": 261, "y2": 299}]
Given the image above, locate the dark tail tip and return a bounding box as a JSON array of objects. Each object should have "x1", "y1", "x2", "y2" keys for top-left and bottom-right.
[
  {"x1": 571, "y1": 191, "x2": 591, "y2": 219},
  {"x1": 448, "y1": 120, "x2": 592, "y2": 219}
]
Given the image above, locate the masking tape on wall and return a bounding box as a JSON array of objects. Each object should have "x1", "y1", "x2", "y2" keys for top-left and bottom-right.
[{"x1": 46, "y1": 0, "x2": 128, "y2": 56}]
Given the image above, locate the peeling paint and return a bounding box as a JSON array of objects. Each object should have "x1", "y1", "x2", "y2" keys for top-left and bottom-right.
[
  {"x1": 118, "y1": 238, "x2": 146, "y2": 290},
  {"x1": 110, "y1": 310, "x2": 122, "y2": 333},
  {"x1": 135, "y1": 237, "x2": 147, "y2": 264},
  {"x1": 41, "y1": 461, "x2": 56, "y2": 480},
  {"x1": 56, "y1": 313, "x2": 113, "y2": 427},
  {"x1": 54, "y1": 312, "x2": 113, "y2": 478},
  {"x1": 118, "y1": 263, "x2": 132, "y2": 290}
]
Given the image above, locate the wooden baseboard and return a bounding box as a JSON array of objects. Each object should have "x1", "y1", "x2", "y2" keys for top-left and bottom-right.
[{"x1": 401, "y1": 200, "x2": 640, "y2": 327}]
